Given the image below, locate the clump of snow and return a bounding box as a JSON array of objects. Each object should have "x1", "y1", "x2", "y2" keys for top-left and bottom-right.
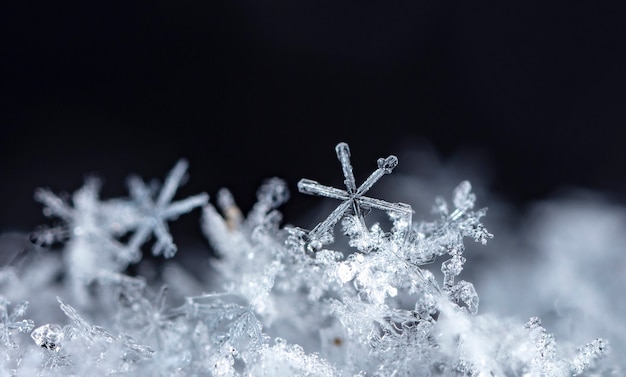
[{"x1": 0, "y1": 142, "x2": 620, "y2": 376}]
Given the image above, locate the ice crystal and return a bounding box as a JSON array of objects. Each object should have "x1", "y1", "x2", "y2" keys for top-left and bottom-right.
[
  {"x1": 571, "y1": 338, "x2": 607, "y2": 376},
  {"x1": 31, "y1": 323, "x2": 64, "y2": 352},
  {"x1": 296, "y1": 142, "x2": 413, "y2": 252},
  {"x1": 0, "y1": 298, "x2": 34, "y2": 348},
  {"x1": 0, "y1": 142, "x2": 618, "y2": 376},
  {"x1": 126, "y1": 159, "x2": 209, "y2": 259},
  {"x1": 33, "y1": 160, "x2": 207, "y2": 306}
]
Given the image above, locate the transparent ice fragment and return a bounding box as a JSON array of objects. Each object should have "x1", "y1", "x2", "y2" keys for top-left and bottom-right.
[
  {"x1": 31, "y1": 323, "x2": 65, "y2": 352},
  {"x1": 57, "y1": 296, "x2": 118, "y2": 347},
  {"x1": 441, "y1": 255, "x2": 466, "y2": 288},
  {"x1": 447, "y1": 280, "x2": 479, "y2": 315},
  {"x1": 118, "y1": 333, "x2": 156, "y2": 362}
]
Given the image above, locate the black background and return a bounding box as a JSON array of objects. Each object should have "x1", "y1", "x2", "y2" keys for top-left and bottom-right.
[{"x1": 2, "y1": 0, "x2": 626, "y2": 238}]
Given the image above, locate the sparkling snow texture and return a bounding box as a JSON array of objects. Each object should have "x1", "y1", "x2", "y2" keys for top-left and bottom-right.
[{"x1": 0, "y1": 142, "x2": 620, "y2": 376}]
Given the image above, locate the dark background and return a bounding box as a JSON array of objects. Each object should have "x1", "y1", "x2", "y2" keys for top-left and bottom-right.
[{"x1": 2, "y1": 1, "x2": 626, "y2": 240}]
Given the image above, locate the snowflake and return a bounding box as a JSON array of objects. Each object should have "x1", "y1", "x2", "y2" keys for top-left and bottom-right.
[
  {"x1": 115, "y1": 282, "x2": 176, "y2": 349},
  {"x1": 127, "y1": 159, "x2": 209, "y2": 258},
  {"x1": 0, "y1": 297, "x2": 34, "y2": 348},
  {"x1": 296, "y1": 142, "x2": 413, "y2": 251},
  {"x1": 34, "y1": 178, "x2": 133, "y2": 258}
]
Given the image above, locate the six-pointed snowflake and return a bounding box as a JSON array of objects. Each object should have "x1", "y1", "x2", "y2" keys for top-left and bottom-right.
[{"x1": 296, "y1": 142, "x2": 413, "y2": 251}]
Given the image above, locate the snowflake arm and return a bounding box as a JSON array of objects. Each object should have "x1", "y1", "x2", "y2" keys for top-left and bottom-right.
[
  {"x1": 297, "y1": 179, "x2": 349, "y2": 201},
  {"x1": 34, "y1": 188, "x2": 75, "y2": 222},
  {"x1": 157, "y1": 158, "x2": 189, "y2": 208},
  {"x1": 336, "y1": 141, "x2": 358, "y2": 194},
  {"x1": 306, "y1": 198, "x2": 353, "y2": 243}
]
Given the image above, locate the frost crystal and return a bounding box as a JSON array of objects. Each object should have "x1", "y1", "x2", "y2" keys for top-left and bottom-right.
[
  {"x1": 127, "y1": 159, "x2": 209, "y2": 258},
  {"x1": 0, "y1": 297, "x2": 34, "y2": 348},
  {"x1": 33, "y1": 160, "x2": 207, "y2": 306},
  {"x1": 571, "y1": 338, "x2": 607, "y2": 376},
  {"x1": 0, "y1": 142, "x2": 618, "y2": 376},
  {"x1": 31, "y1": 323, "x2": 64, "y2": 352},
  {"x1": 296, "y1": 142, "x2": 413, "y2": 251}
]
